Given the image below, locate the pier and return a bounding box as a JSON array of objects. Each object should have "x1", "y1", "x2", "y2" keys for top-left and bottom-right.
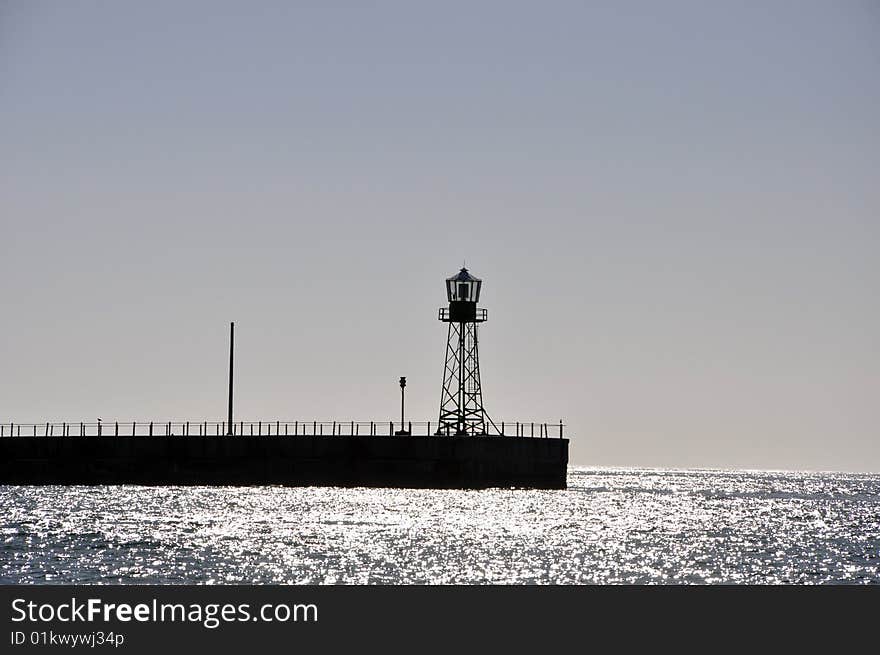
[
  {"x1": 0, "y1": 269, "x2": 570, "y2": 489},
  {"x1": 0, "y1": 420, "x2": 568, "y2": 489}
]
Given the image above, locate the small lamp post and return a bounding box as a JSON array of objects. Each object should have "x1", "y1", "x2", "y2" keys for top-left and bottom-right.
[{"x1": 396, "y1": 377, "x2": 409, "y2": 435}]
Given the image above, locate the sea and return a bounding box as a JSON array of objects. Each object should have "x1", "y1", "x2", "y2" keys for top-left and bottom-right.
[{"x1": 2, "y1": 467, "x2": 878, "y2": 584}]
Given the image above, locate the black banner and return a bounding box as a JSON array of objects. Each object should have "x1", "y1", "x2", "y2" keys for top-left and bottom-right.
[{"x1": 0, "y1": 585, "x2": 875, "y2": 653}]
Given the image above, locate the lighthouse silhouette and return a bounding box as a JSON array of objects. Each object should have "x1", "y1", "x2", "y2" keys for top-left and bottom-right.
[{"x1": 436, "y1": 267, "x2": 497, "y2": 436}]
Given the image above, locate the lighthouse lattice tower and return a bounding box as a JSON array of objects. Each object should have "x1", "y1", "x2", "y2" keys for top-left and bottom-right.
[{"x1": 437, "y1": 268, "x2": 496, "y2": 436}]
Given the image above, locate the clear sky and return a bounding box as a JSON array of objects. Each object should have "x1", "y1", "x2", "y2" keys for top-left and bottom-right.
[{"x1": 1, "y1": 1, "x2": 878, "y2": 471}]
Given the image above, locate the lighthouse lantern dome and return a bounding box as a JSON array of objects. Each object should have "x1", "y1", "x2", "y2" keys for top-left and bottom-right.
[{"x1": 446, "y1": 268, "x2": 481, "y2": 304}]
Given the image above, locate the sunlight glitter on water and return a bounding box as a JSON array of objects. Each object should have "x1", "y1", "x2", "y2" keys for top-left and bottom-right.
[{"x1": 1, "y1": 468, "x2": 878, "y2": 584}]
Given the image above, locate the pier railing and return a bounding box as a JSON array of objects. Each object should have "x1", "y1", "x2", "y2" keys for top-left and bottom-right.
[{"x1": 0, "y1": 420, "x2": 565, "y2": 439}]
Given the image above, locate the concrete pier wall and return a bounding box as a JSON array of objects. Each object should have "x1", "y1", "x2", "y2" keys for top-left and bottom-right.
[{"x1": 0, "y1": 435, "x2": 569, "y2": 489}]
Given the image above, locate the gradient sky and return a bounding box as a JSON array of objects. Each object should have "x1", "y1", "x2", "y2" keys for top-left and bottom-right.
[{"x1": 2, "y1": 1, "x2": 878, "y2": 471}]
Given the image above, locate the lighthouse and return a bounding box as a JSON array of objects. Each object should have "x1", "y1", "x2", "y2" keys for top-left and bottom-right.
[{"x1": 436, "y1": 267, "x2": 495, "y2": 436}]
